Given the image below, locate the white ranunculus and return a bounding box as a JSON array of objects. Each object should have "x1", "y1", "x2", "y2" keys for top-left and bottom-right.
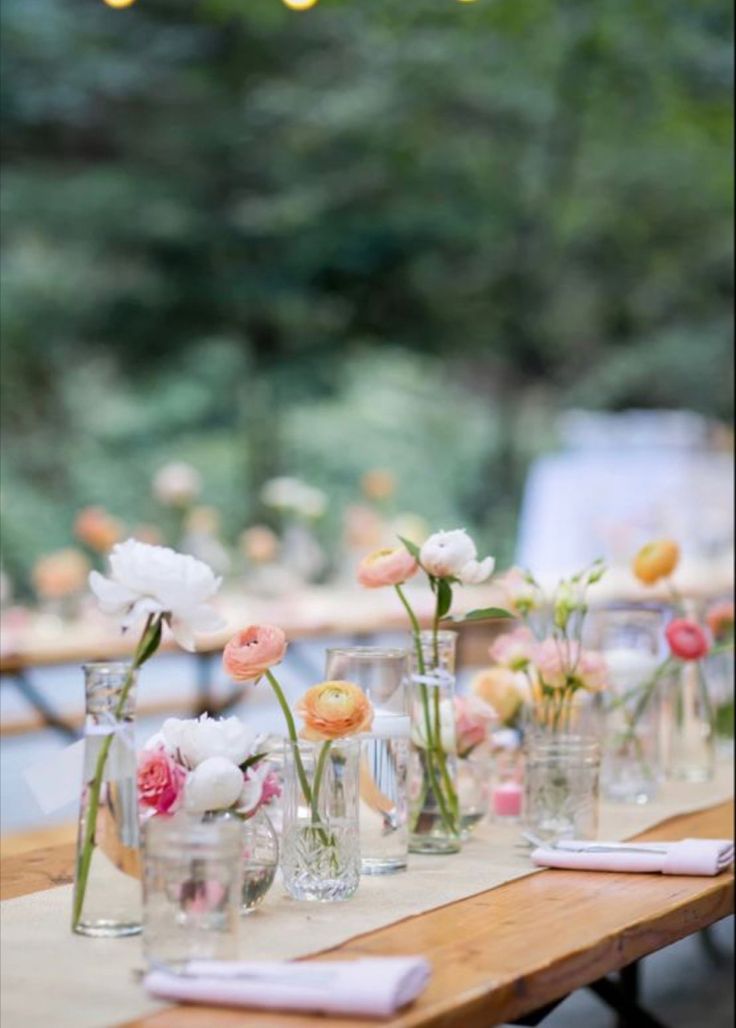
[
  {"x1": 160, "y1": 714, "x2": 256, "y2": 769},
  {"x1": 411, "y1": 696, "x2": 457, "y2": 754},
  {"x1": 457, "y1": 556, "x2": 495, "y2": 585},
  {"x1": 184, "y1": 756, "x2": 244, "y2": 813},
  {"x1": 152, "y1": 462, "x2": 202, "y2": 507},
  {"x1": 88, "y1": 538, "x2": 225, "y2": 651}
]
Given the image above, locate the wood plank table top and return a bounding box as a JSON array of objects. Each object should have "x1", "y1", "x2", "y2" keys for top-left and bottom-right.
[{"x1": 1, "y1": 801, "x2": 732, "y2": 1028}]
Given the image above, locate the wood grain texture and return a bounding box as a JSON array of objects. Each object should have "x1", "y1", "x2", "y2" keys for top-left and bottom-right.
[{"x1": 2, "y1": 802, "x2": 732, "y2": 1027}]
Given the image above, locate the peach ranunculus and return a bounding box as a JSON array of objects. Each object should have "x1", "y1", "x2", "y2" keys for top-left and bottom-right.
[
  {"x1": 138, "y1": 746, "x2": 186, "y2": 814},
  {"x1": 632, "y1": 539, "x2": 680, "y2": 586},
  {"x1": 533, "y1": 639, "x2": 608, "y2": 693},
  {"x1": 32, "y1": 549, "x2": 91, "y2": 600},
  {"x1": 706, "y1": 600, "x2": 735, "y2": 643},
  {"x1": 454, "y1": 695, "x2": 498, "y2": 757},
  {"x1": 296, "y1": 680, "x2": 374, "y2": 741},
  {"x1": 489, "y1": 626, "x2": 536, "y2": 670},
  {"x1": 357, "y1": 546, "x2": 418, "y2": 589},
  {"x1": 222, "y1": 624, "x2": 288, "y2": 681},
  {"x1": 361, "y1": 468, "x2": 396, "y2": 502},
  {"x1": 74, "y1": 506, "x2": 124, "y2": 553},
  {"x1": 471, "y1": 667, "x2": 528, "y2": 724},
  {"x1": 239, "y1": 525, "x2": 279, "y2": 564}
]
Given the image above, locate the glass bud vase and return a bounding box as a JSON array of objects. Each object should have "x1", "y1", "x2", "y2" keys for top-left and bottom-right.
[
  {"x1": 662, "y1": 660, "x2": 716, "y2": 782},
  {"x1": 204, "y1": 808, "x2": 279, "y2": 914},
  {"x1": 457, "y1": 748, "x2": 492, "y2": 838},
  {"x1": 281, "y1": 738, "x2": 361, "y2": 902},
  {"x1": 408, "y1": 630, "x2": 461, "y2": 854},
  {"x1": 72, "y1": 662, "x2": 142, "y2": 936}
]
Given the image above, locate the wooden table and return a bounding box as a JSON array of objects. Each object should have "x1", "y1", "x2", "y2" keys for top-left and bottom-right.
[{"x1": 1, "y1": 802, "x2": 732, "y2": 1028}]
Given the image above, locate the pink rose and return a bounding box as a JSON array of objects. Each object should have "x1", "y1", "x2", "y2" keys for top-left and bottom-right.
[
  {"x1": 138, "y1": 746, "x2": 186, "y2": 814},
  {"x1": 666, "y1": 619, "x2": 710, "y2": 661},
  {"x1": 222, "y1": 624, "x2": 288, "y2": 681},
  {"x1": 489, "y1": 626, "x2": 535, "y2": 670},
  {"x1": 454, "y1": 695, "x2": 497, "y2": 757},
  {"x1": 357, "y1": 547, "x2": 418, "y2": 588}
]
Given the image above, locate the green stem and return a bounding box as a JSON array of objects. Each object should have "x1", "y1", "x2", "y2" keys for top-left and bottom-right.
[
  {"x1": 264, "y1": 669, "x2": 313, "y2": 807},
  {"x1": 394, "y1": 584, "x2": 425, "y2": 675},
  {"x1": 72, "y1": 614, "x2": 159, "y2": 930},
  {"x1": 311, "y1": 740, "x2": 332, "y2": 824}
]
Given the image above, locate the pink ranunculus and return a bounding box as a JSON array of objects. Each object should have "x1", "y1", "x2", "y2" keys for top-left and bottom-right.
[
  {"x1": 666, "y1": 618, "x2": 710, "y2": 662},
  {"x1": 533, "y1": 639, "x2": 608, "y2": 692},
  {"x1": 222, "y1": 624, "x2": 288, "y2": 681},
  {"x1": 357, "y1": 547, "x2": 418, "y2": 588},
  {"x1": 489, "y1": 626, "x2": 536, "y2": 670},
  {"x1": 138, "y1": 746, "x2": 186, "y2": 814},
  {"x1": 454, "y1": 695, "x2": 497, "y2": 757},
  {"x1": 259, "y1": 768, "x2": 282, "y2": 806}
]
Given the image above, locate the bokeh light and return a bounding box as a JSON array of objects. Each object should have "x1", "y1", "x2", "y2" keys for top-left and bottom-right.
[
  {"x1": 101, "y1": 0, "x2": 139, "y2": 9},
  {"x1": 282, "y1": 0, "x2": 320, "y2": 11}
]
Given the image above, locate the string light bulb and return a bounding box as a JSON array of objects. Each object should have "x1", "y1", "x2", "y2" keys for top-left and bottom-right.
[
  {"x1": 101, "y1": 0, "x2": 139, "y2": 8},
  {"x1": 282, "y1": 0, "x2": 320, "y2": 10}
]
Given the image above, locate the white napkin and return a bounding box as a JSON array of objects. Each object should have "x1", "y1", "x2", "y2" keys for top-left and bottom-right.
[
  {"x1": 144, "y1": 956, "x2": 432, "y2": 1019},
  {"x1": 532, "y1": 838, "x2": 734, "y2": 876}
]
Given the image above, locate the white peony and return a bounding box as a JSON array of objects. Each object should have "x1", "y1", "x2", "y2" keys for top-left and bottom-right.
[
  {"x1": 159, "y1": 714, "x2": 256, "y2": 769},
  {"x1": 237, "y1": 764, "x2": 269, "y2": 815},
  {"x1": 420, "y1": 529, "x2": 495, "y2": 584},
  {"x1": 152, "y1": 462, "x2": 202, "y2": 508},
  {"x1": 89, "y1": 538, "x2": 225, "y2": 651},
  {"x1": 184, "y1": 757, "x2": 244, "y2": 813}
]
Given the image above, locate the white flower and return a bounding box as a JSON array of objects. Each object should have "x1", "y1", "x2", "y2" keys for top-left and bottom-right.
[
  {"x1": 411, "y1": 696, "x2": 457, "y2": 754},
  {"x1": 159, "y1": 714, "x2": 256, "y2": 769},
  {"x1": 420, "y1": 528, "x2": 495, "y2": 584},
  {"x1": 152, "y1": 462, "x2": 202, "y2": 507},
  {"x1": 184, "y1": 757, "x2": 244, "y2": 813},
  {"x1": 237, "y1": 763, "x2": 268, "y2": 815},
  {"x1": 260, "y1": 477, "x2": 327, "y2": 518},
  {"x1": 457, "y1": 556, "x2": 495, "y2": 585},
  {"x1": 89, "y1": 538, "x2": 225, "y2": 651}
]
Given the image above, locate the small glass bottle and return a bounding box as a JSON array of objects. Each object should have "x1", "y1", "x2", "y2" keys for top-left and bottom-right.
[{"x1": 142, "y1": 815, "x2": 243, "y2": 970}]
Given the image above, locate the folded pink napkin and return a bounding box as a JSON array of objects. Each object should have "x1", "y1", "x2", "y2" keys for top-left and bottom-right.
[
  {"x1": 532, "y1": 838, "x2": 734, "y2": 876},
  {"x1": 144, "y1": 956, "x2": 431, "y2": 1019}
]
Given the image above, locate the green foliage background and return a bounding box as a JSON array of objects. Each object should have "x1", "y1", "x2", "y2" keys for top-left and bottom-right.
[{"x1": 1, "y1": 0, "x2": 733, "y2": 590}]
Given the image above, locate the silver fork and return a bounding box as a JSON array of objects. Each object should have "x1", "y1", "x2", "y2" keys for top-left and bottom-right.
[{"x1": 518, "y1": 830, "x2": 669, "y2": 855}]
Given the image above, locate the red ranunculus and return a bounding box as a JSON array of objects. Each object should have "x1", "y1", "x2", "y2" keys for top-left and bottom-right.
[{"x1": 665, "y1": 618, "x2": 710, "y2": 662}]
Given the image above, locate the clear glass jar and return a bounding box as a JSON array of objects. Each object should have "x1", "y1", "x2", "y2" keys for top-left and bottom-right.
[
  {"x1": 524, "y1": 733, "x2": 601, "y2": 843},
  {"x1": 206, "y1": 808, "x2": 279, "y2": 914},
  {"x1": 142, "y1": 815, "x2": 242, "y2": 969},
  {"x1": 457, "y1": 748, "x2": 492, "y2": 837},
  {"x1": 490, "y1": 735, "x2": 524, "y2": 824},
  {"x1": 72, "y1": 661, "x2": 141, "y2": 937},
  {"x1": 662, "y1": 660, "x2": 716, "y2": 782},
  {"x1": 589, "y1": 605, "x2": 664, "y2": 804},
  {"x1": 281, "y1": 738, "x2": 361, "y2": 901},
  {"x1": 408, "y1": 630, "x2": 461, "y2": 854},
  {"x1": 324, "y1": 647, "x2": 410, "y2": 874}
]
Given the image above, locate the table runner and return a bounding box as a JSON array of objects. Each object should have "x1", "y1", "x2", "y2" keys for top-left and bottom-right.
[{"x1": 2, "y1": 761, "x2": 733, "y2": 1028}]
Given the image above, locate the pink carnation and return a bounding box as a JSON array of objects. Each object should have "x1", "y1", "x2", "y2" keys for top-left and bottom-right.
[
  {"x1": 138, "y1": 746, "x2": 186, "y2": 814},
  {"x1": 489, "y1": 626, "x2": 535, "y2": 670}
]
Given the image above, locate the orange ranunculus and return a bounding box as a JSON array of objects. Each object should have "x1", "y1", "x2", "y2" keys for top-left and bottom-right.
[
  {"x1": 706, "y1": 600, "x2": 735, "y2": 643},
  {"x1": 297, "y1": 681, "x2": 374, "y2": 741},
  {"x1": 74, "y1": 506, "x2": 124, "y2": 553},
  {"x1": 471, "y1": 667, "x2": 528, "y2": 724},
  {"x1": 32, "y1": 549, "x2": 91, "y2": 600},
  {"x1": 632, "y1": 539, "x2": 680, "y2": 585},
  {"x1": 357, "y1": 546, "x2": 418, "y2": 588},
  {"x1": 222, "y1": 624, "x2": 287, "y2": 681},
  {"x1": 361, "y1": 468, "x2": 396, "y2": 501}
]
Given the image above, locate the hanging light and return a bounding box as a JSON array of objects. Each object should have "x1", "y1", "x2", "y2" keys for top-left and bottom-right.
[{"x1": 282, "y1": 0, "x2": 320, "y2": 10}]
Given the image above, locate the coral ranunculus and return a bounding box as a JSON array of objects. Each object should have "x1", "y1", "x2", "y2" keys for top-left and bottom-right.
[
  {"x1": 297, "y1": 680, "x2": 374, "y2": 741},
  {"x1": 222, "y1": 624, "x2": 288, "y2": 681},
  {"x1": 632, "y1": 539, "x2": 680, "y2": 585},
  {"x1": 666, "y1": 618, "x2": 710, "y2": 661},
  {"x1": 357, "y1": 546, "x2": 418, "y2": 588},
  {"x1": 138, "y1": 746, "x2": 186, "y2": 814},
  {"x1": 706, "y1": 600, "x2": 735, "y2": 643}
]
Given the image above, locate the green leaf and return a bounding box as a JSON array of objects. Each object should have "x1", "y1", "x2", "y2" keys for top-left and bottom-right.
[
  {"x1": 133, "y1": 616, "x2": 163, "y2": 668},
  {"x1": 239, "y1": 752, "x2": 269, "y2": 773},
  {"x1": 398, "y1": 535, "x2": 421, "y2": 560},
  {"x1": 437, "y1": 578, "x2": 453, "y2": 619},
  {"x1": 453, "y1": 607, "x2": 515, "y2": 622}
]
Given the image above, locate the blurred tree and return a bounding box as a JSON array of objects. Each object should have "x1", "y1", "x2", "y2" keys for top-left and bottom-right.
[{"x1": 0, "y1": 0, "x2": 733, "y2": 584}]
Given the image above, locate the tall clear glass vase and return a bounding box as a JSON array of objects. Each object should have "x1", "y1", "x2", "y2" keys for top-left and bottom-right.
[
  {"x1": 662, "y1": 660, "x2": 716, "y2": 782},
  {"x1": 72, "y1": 662, "x2": 142, "y2": 936},
  {"x1": 408, "y1": 630, "x2": 461, "y2": 854}
]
